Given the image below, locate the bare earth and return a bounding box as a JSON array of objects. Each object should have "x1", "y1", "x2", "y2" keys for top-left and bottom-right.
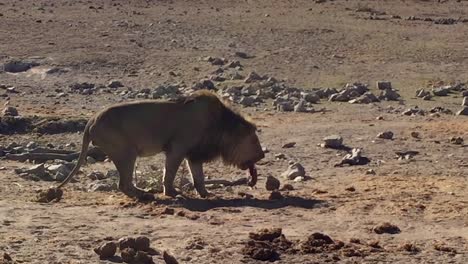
[{"x1": 1, "y1": 0, "x2": 468, "y2": 263}]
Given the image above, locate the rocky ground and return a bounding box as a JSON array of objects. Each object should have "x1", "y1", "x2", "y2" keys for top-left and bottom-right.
[{"x1": 1, "y1": 0, "x2": 468, "y2": 263}]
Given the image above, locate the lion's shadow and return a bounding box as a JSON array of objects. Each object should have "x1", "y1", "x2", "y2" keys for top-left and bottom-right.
[{"x1": 153, "y1": 196, "x2": 326, "y2": 212}]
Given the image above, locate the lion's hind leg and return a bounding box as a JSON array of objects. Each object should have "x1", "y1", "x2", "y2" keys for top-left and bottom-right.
[{"x1": 108, "y1": 150, "x2": 147, "y2": 198}]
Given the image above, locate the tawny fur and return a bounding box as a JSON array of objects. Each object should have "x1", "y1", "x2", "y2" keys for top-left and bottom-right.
[{"x1": 57, "y1": 90, "x2": 264, "y2": 198}]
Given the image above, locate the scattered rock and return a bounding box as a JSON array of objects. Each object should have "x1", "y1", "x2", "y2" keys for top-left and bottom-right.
[
  {"x1": 265, "y1": 175, "x2": 280, "y2": 191},
  {"x1": 238, "y1": 96, "x2": 255, "y2": 107},
  {"x1": 335, "y1": 148, "x2": 370, "y2": 167},
  {"x1": 280, "y1": 184, "x2": 294, "y2": 191},
  {"x1": 434, "y1": 18, "x2": 456, "y2": 25},
  {"x1": 282, "y1": 163, "x2": 306, "y2": 180},
  {"x1": 294, "y1": 99, "x2": 308, "y2": 112},
  {"x1": 432, "y1": 86, "x2": 450, "y2": 96},
  {"x1": 282, "y1": 142, "x2": 296, "y2": 148},
  {"x1": 135, "y1": 236, "x2": 151, "y2": 251},
  {"x1": 276, "y1": 101, "x2": 294, "y2": 112},
  {"x1": 376, "y1": 81, "x2": 392, "y2": 90},
  {"x1": 322, "y1": 135, "x2": 344, "y2": 149},
  {"x1": 94, "y1": 241, "x2": 117, "y2": 259},
  {"x1": 2, "y1": 106, "x2": 18, "y2": 117},
  {"x1": 3, "y1": 60, "x2": 39, "y2": 73},
  {"x1": 463, "y1": 97, "x2": 468, "y2": 106},
  {"x1": 121, "y1": 248, "x2": 136, "y2": 263},
  {"x1": 134, "y1": 251, "x2": 154, "y2": 264},
  {"x1": 411, "y1": 131, "x2": 420, "y2": 138},
  {"x1": 234, "y1": 51, "x2": 250, "y2": 59},
  {"x1": 395, "y1": 150, "x2": 419, "y2": 160},
  {"x1": 118, "y1": 237, "x2": 137, "y2": 250},
  {"x1": 87, "y1": 182, "x2": 118, "y2": 192},
  {"x1": 108, "y1": 80, "x2": 124, "y2": 88},
  {"x1": 373, "y1": 222, "x2": 401, "y2": 234},
  {"x1": 269, "y1": 191, "x2": 284, "y2": 200},
  {"x1": 302, "y1": 92, "x2": 320, "y2": 103},
  {"x1": 379, "y1": 88, "x2": 400, "y2": 101},
  {"x1": 345, "y1": 186, "x2": 356, "y2": 192},
  {"x1": 433, "y1": 242, "x2": 457, "y2": 253},
  {"x1": 377, "y1": 131, "x2": 394, "y2": 140},
  {"x1": 450, "y1": 136, "x2": 464, "y2": 145},
  {"x1": 3, "y1": 252, "x2": 12, "y2": 261},
  {"x1": 47, "y1": 163, "x2": 73, "y2": 181},
  {"x1": 349, "y1": 92, "x2": 379, "y2": 104},
  {"x1": 366, "y1": 169, "x2": 376, "y2": 175},
  {"x1": 163, "y1": 251, "x2": 179, "y2": 264},
  {"x1": 244, "y1": 71, "x2": 263, "y2": 83},
  {"x1": 87, "y1": 171, "x2": 106, "y2": 180}
]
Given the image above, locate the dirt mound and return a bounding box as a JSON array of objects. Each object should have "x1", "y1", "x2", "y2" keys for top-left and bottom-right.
[
  {"x1": 34, "y1": 188, "x2": 63, "y2": 203},
  {"x1": 242, "y1": 228, "x2": 296, "y2": 261},
  {"x1": 300, "y1": 232, "x2": 344, "y2": 254}
]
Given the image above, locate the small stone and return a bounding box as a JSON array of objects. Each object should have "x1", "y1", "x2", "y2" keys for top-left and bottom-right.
[
  {"x1": 163, "y1": 251, "x2": 179, "y2": 264},
  {"x1": 47, "y1": 163, "x2": 73, "y2": 181},
  {"x1": 282, "y1": 142, "x2": 296, "y2": 148},
  {"x1": 234, "y1": 51, "x2": 250, "y2": 59},
  {"x1": 118, "y1": 237, "x2": 137, "y2": 250},
  {"x1": 432, "y1": 87, "x2": 450, "y2": 96},
  {"x1": 25, "y1": 141, "x2": 38, "y2": 149},
  {"x1": 411, "y1": 131, "x2": 420, "y2": 138},
  {"x1": 3, "y1": 252, "x2": 12, "y2": 261},
  {"x1": 293, "y1": 176, "x2": 305, "y2": 182},
  {"x1": 274, "y1": 153, "x2": 286, "y2": 160},
  {"x1": 377, "y1": 81, "x2": 392, "y2": 90},
  {"x1": 134, "y1": 236, "x2": 151, "y2": 251},
  {"x1": 345, "y1": 186, "x2": 356, "y2": 192},
  {"x1": 276, "y1": 101, "x2": 294, "y2": 112},
  {"x1": 238, "y1": 96, "x2": 255, "y2": 107},
  {"x1": 379, "y1": 89, "x2": 400, "y2": 101},
  {"x1": 265, "y1": 175, "x2": 280, "y2": 191},
  {"x1": 244, "y1": 71, "x2": 263, "y2": 83},
  {"x1": 322, "y1": 135, "x2": 343, "y2": 149},
  {"x1": 121, "y1": 248, "x2": 136, "y2": 263},
  {"x1": 94, "y1": 242, "x2": 117, "y2": 259},
  {"x1": 88, "y1": 182, "x2": 118, "y2": 192},
  {"x1": 280, "y1": 184, "x2": 294, "y2": 191},
  {"x1": 87, "y1": 171, "x2": 106, "y2": 180},
  {"x1": 134, "y1": 251, "x2": 154, "y2": 264},
  {"x1": 2, "y1": 106, "x2": 18, "y2": 116},
  {"x1": 366, "y1": 169, "x2": 376, "y2": 175},
  {"x1": 23, "y1": 164, "x2": 47, "y2": 179},
  {"x1": 377, "y1": 131, "x2": 394, "y2": 140},
  {"x1": 269, "y1": 191, "x2": 284, "y2": 200},
  {"x1": 373, "y1": 222, "x2": 401, "y2": 234},
  {"x1": 302, "y1": 92, "x2": 320, "y2": 103},
  {"x1": 282, "y1": 163, "x2": 306, "y2": 180},
  {"x1": 294, "y1": 99, "x2": 308, "y2": 112},
  {"x1": 450, "y1": 136, "x2": 464, "y2": 145},
  {"x1": 108, "y1": 80, "x2": 124, "y2": 88}
]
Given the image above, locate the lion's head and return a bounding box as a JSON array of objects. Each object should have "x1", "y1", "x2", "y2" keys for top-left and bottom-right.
[{"x1": 185, "y1": 91, "x2": 265, "y2": 171}]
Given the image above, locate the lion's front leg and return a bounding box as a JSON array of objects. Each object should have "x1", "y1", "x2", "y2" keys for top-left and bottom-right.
[
  {"x1": 163, "y1": 153, "x2": 184, "y2": 197},
  {"x1": 186, "y1": 159, "x2": 210, "y2": 198}
]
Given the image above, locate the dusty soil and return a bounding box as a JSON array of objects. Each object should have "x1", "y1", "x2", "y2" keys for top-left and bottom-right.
[{"x1": 1, "y1": 0, "x2": 468, "y2": 263}]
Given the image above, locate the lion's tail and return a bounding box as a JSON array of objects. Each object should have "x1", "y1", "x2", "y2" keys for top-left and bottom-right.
[{"x1": 56, "y1": 120, "x2": 92, "y2": 189}]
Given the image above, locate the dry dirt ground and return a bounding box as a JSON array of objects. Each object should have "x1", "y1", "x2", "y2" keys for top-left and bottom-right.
[{"x1": 1, "y1": 0, "x2": 468, "y2": 263}]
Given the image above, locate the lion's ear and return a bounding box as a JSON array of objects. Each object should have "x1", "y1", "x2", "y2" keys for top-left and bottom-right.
[{"x1": 183, "y1": 97, "x2": 195, "y2": 104}]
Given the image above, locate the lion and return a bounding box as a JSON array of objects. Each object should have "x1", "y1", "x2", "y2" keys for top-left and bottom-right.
[{"x1": 57, "y1": 90, "x2": 265, "y2": 199}]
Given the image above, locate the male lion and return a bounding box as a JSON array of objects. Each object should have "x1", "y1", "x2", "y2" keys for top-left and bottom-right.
[{"x1": 57, "y1": 90, "x2": 265, "y2": 198}]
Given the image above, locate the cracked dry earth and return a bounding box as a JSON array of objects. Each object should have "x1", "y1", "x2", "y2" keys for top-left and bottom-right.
[{"x1": 1, "y1": 0, "x2": 468, "y2": 263}]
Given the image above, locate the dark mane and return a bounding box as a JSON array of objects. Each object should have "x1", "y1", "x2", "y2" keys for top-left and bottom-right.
[{"x1": 185, "y1": 91, "x2": 256, "y2": 163}]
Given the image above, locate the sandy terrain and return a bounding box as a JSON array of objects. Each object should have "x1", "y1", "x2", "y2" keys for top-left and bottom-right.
[{"x1": 1, "y1": 0, "x2": 467, "y2": 263}]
